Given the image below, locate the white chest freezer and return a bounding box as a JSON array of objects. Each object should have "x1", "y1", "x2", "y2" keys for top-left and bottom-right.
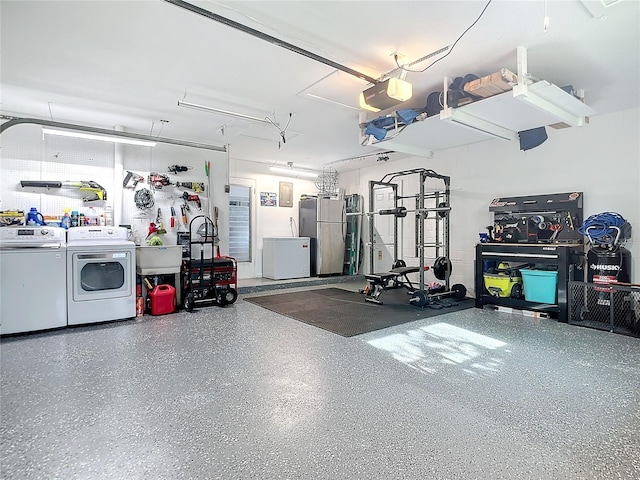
[{"x1": 262, "y1": 237, "x2": 311, "y2": 280}]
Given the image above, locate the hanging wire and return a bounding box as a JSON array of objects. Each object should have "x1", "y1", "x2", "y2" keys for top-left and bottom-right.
[
  {"x1": 396, "y1": 0, "x2": 492, "y2": 73},
  {"x1": 266, "y1": 112, "x2": 293, "y2": 149}
]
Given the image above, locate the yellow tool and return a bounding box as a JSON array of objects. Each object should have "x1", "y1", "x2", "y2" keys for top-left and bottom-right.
[{"x1": 20, "y1": 180, "x2": 106, "y2": 202}]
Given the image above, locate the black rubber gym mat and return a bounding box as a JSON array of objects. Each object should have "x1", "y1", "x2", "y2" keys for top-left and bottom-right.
[{"x1": 243, "y1": 287, "x2": 474, "y2": 337}]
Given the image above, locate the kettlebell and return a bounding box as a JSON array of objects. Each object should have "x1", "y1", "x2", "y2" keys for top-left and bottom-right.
[{"x1": 26, "y1": 207, "x2": 45, "y2": 226}]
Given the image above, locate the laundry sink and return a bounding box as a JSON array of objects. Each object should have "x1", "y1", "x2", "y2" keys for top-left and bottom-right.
[{"x1": 136, "y1": 245, "x2": 183, "y2": 275}]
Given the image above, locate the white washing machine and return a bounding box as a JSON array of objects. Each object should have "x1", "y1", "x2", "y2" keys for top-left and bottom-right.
[
  {"x1": 0, "y1": 226, "x2": 68, "y2": 335},
  {"x1": 66, "y1": 226, "x2": 136, "y2": 325}
]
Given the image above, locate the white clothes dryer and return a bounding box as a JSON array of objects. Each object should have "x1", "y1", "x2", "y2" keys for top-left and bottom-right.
[{"x1": 66, "y1": 226, "x2": 136, "y2": 325}]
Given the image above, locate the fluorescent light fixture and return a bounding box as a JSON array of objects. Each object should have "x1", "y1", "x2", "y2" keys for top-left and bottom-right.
[
  {"x1": 42, "y1": 128, "x2": 156, "y2": 147},
  {"x1": 269, "y1": 166, "x2": 318, "y2": 178},
  {"x1": 178, "y1": 100, "x2": 271, "y2": 125},
  {"x1": 359, "y1": 78, "x2": 413, "y2": 111}
]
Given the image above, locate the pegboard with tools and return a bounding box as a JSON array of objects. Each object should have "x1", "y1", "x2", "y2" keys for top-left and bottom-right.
[
  {"x1": 125, "y1": 162, "x2": 213, "y2": 247},
  {"x1": 487, "y1": 192, "x2": 584, "y2": 244}
]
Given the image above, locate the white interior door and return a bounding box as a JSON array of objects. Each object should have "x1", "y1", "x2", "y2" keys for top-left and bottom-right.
[{"x1": 371, "y1": 185, "x2": 402, "y2": 273}]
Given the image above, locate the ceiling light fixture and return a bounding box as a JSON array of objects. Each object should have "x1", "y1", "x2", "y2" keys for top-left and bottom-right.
[
  {"x1": 177, "y1": 100, "x2": 272, "y2": 124},
  {"x1": 359, "y1": 78, "x2": 413, "y2": 112},
  {"x1": 269, "y1": 165, "x2": 318, "y2": 178},
  {"x1": 42, "y1": 127, "x2": 157, "y2": 147}
]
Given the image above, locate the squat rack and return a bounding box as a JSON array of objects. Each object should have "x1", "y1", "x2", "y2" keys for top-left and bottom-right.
[{"x1": 367, "y1": 168, "x2": 451, "y2": 291}]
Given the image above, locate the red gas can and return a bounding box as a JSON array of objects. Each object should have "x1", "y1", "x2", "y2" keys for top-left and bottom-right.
[{"x1": 148, "y1": 284, "x2": 176, "y2": 315}]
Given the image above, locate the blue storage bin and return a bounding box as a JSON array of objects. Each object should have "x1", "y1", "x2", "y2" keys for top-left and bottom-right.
[{"x1": 520, "y1": 269, "x2": 558, "y2": 304}]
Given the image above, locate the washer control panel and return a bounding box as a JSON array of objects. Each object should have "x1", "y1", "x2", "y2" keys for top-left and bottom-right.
[{"x1": 0, "y1": 226, "x2": 66, "y2": 245}]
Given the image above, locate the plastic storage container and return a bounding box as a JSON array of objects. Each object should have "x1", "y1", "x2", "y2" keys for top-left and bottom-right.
[
  {"x1": 520, "y1": 269, "x2": 558, "y2": 304},
  {"x1": 148, "y1": 284, "x2": 176, "y2": 315}
]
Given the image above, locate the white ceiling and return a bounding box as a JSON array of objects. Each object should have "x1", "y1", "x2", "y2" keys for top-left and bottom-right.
[{"x1": 1, "y1": 0, "x2": 638, "y2": 171}]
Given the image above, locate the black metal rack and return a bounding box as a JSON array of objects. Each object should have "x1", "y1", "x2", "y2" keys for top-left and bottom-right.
[
  {"x1": 475, "y1": 243, "x2": 584, "y2": 322},
  {"x1": 568, "y1": 281, "x2": 640, "y2": 337},
  {"x1": 367, "y1": 168, "x2": 451, "y2": 291}
]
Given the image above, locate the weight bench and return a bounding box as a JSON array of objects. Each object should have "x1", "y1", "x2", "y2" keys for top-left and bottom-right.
[{"x1": 363, "y1": 266, "x2": 420, "y2": 304}]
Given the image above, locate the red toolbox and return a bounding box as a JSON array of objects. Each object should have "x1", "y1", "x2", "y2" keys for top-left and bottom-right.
[{"x1": 148, "y1": 284, "x2": 177, "y2": 315}]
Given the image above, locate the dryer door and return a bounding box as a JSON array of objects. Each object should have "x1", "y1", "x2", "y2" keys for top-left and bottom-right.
[{"x1": 70, "y1": 251, "x2": 133, "y2": 301}]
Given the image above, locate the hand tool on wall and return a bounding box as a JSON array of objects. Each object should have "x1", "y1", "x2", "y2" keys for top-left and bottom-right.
[
  {"x1": 20, "y1": 180, "x2": 107, "y2": 202},
  {"x1": 175, "y1": 182, "x2": 205, "y2": 193},
  {"x1": 182, "y1": 191, "x2": 201, "y2": 210},
  {"x1": 123, "y1": 171, "x2": 144, "y2": 189},
  {"x1": 155, "y1": 208, "x2": 167, "y2": 234},
  {"x1": 170, "y1": 206, "x2": 176, "y2": 229},
  {"x1": 181, "y1": 203, "x2": 189, "y2": 226},
  {"x1": 168, "y1": 165, "x2": 193, "y2": 175},
  {"x1": 148, "y1": 173, "x2": 172, "y2": 189}
]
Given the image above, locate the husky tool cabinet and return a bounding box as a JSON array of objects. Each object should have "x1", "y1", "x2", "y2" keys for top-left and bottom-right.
[
  {"x1": 476, "y1": 192, "x2": 586, "y2": 321},
  {"x1": 475, "y1": 243, "x2": 584, "y2": 322}
]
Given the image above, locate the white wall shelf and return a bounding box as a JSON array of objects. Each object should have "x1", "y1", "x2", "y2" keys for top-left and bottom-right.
[{"x1": 361, "y1": 47, "x2": 596, "y2": 157}]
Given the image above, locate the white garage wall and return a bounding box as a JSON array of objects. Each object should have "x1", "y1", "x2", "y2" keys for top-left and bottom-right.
[
  {"x1": 4, "y1": 108, "x2": 637, "y2": 287},
  {"x1": 0, "y1": 123, "x2": 229, "y2": 251},
  {"x1": 339, "y1": 107, "x2": 640, "y2": 294},
  {"x1": 230, "y1": 158, "x2": 318, "y2": 279}
]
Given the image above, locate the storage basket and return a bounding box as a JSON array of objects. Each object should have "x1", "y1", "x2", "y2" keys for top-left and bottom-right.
[{"x1": 520, "y1": 269, "x2": 558, "y2": 304}]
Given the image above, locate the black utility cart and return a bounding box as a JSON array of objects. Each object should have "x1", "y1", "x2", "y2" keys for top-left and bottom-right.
[{"x1": 181, "y1": 215, "x2": 238, "y2": 312}]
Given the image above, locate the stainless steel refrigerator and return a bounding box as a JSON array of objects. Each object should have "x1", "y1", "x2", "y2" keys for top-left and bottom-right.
[{"x1": 299, "y1": 197, "x2": 346, "y2": 276}]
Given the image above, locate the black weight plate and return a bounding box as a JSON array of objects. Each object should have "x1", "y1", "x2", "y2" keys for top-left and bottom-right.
[
  {"x1": 451, "y1": 283, "x2": 467, "y2": 299},
  {"x1": 409, "y1": 290, "x2": 429, "y2": 308},
  {"x1": 433, "y1": 257, "x2": 452, "y2": 280},
  {"x1": 438, "y1": 202, "x2": 448, "y2": 218}
]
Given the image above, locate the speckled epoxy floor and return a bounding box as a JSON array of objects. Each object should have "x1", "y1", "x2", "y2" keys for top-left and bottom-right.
[{"x1": 2, "y1": 283, "x2": 639, "y2": 479}]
